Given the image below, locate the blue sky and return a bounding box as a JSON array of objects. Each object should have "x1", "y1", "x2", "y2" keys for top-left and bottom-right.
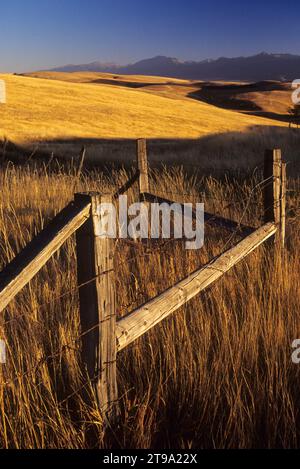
[{"x1": 1, "y1": 0, "x2": 299, "y2": 72}]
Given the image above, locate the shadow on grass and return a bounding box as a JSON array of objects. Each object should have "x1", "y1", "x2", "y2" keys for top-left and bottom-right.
[
  {"x1": 90, "y1": 77, "x2": 179, "y2": 89},
  {"x1": 188, "y1": 81, "x2": 292, "y2": 123},
  {"x1": 1, "y1": 124, "x2": 300, "y2": 177}
]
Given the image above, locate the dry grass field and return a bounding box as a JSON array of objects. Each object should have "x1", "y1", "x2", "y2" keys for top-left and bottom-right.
[
  {"x1": 25, "y1": 71, "x2": 294, "y2": 117},
  {"x1": 1, "y1": 72, "x2": 295, "y2": 169},
  {"x1": 0, "y1": 157, "x2": 299, "y2": 449},
  {"x1": 0, "y1": 71, "x2": 299, "y2": 448},
  {"x1": 0, "y1": 74, "x2": 284, "y2": 146}
]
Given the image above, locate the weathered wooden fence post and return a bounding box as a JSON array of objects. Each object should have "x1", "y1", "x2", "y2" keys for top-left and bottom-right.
[
  {"x1": 75, "y1": 192, "x2": 118, "y2": 425},
  {"x1": 137, "y1": 139, "x2": 149, "y2": 196},
  {"x1": 280, "y1": 161, "x2": 287, "y2": 248},
  {"x1": 263, "y1": 149, "x2": 286, "y2": 247},
  {"x1": 137, "y1": 139, "x2": 150, "y2": 239}
]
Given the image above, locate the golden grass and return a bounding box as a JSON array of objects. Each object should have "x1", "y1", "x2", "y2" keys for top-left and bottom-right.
[
  {"x1": 23, "y1": 72, "x2": 294, "y2": 114},
  {"x1": 25, "y1": 70, "x2": 188, "y2": 85},
  {"x1": 24, "y1": 71, "x2": 201, "y2": 102},
  {"x1": 0, "y1": 70, "x2": 299, "y2": 448},
  {"x1": 0, "y1": 157, "x2": 299, "y2": 449},
  {"x1": 241, "y1": 90, "x2": 292, "y2": 115},
  {"x1": 0, "y1": 74, "x2": 284, "y2": 146}
]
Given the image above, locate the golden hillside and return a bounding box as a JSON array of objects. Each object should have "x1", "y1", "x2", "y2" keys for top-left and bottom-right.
[
  {"x1": 0, "y1": 73, "x2": 284, "y2": 147},
  {"x1": 25, "y1": 71, "x2": 293, "y2": 114}
]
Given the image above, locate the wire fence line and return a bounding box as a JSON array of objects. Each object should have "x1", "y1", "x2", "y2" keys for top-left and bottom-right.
[
  {"x1": 111, "y1": 167, "x2": 263, "y2": 206},
  {"x1": 0, "y1": 227, "x2": 275, "y2": 391},
  {"x1": 0, "y1": 144, "x2": 292, "y2": 431},
  {"x1": 0, "y1": 169, "x2": 292, "y2": 393},
  {"x1": 1, "y1": 175, "x2": 280, "y2": 329},
  {"x1": 1, "y1": 237, "x2": 176, "y2": 328}
]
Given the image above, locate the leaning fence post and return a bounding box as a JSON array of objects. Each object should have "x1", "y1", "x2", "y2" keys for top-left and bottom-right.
[
  {"x1": 75, "y1": 192, "x2": 118, "y2": 425},
  {"x1": 137, "y1": 139, "x2": 149, "y2": 196},
  {"x1": 263, "y1": 149, "x2": 285, "y2": 247}
]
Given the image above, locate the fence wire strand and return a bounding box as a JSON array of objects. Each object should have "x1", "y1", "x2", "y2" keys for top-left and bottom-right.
[
  {"x1": 0, "y1": 171, "x2": 294, "y2": 393},
  {"x1": 1, "y1": 175, "x2": 282, "y2": 331}
]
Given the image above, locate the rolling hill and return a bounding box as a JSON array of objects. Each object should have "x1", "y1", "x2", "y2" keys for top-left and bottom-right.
[
  {"x1": 0, "y1": 73, "x2": 286, "y2": 144},
  {"x1": 24, "y1": 71, "x2": 294, "y2": 119}
]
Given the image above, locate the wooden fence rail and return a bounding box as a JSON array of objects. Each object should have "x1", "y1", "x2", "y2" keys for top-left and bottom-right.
[
  {"x1": 0, "y1": 140, "x2": 287, "y2": 426},
  {"x1": 116, "y1": 221, "x2": 277, "y2": 352},
  {"x1": 0, "y1": 198, "x2": 90, "y2": 312}
]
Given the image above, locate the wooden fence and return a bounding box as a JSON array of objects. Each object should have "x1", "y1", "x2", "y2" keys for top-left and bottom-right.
[{"x1": 0, "y1": 141, "x2": 286, "y2": 426}]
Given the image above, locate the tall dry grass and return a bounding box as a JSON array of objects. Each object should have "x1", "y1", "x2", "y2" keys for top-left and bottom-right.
[{"x1": 0, "y1": 158, "x2": 299, "y2": 449}]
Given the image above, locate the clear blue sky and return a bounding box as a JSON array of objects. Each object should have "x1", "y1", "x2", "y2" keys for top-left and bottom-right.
[{"x1": 1, "y1": 0, "x2": 299, "y2": 72}]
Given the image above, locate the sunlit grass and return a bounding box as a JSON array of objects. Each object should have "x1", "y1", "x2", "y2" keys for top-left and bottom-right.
[
  {"x1": 0, "y1": 158, "x2": 299, "y2": 449},
  {"x1": 0, "y1": 74, "x2": 284, "y2": 145}
]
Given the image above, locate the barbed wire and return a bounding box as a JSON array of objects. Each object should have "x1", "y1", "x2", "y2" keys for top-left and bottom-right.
[
  {"x1": 1, "y1": 174, "x2": 290, "y2": 327},
  {"x1": 1, "y1": 237, "x2": 176, "y2": 328},
  {"x1": 114, "y1": 180, "x2": 290, "y2": 351},
  {"x1": 0, "y1": 174, "x2": 297, "y2": 392},
  {"x1": 124, "y1": 158, "x2": 267, "y2": 173},
  {"x1": 0, "y1": 175, "x2": 284, "y2": 330},
  {"x1": 144, "y1": 188, "x2": 257, "y2": 205}
]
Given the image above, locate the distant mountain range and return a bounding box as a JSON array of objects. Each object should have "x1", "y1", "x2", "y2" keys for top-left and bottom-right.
[{"x1": 49, "y1": 53, "x2": 300, "y2": 81}]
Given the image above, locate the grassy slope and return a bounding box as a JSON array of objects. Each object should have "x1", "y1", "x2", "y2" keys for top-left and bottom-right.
[
  {"x1": 241, "y1": 90, "x2": 292, "y2": 115},
  {"x1": 25, "y1": 71, "x2": 293, "y2": 113},
  {"x1": 25, "y1": 70, "x2": 188, "y2": 84},
  {"x1": 0, "y1": 74, "x2": 283, "y2": 145}
]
